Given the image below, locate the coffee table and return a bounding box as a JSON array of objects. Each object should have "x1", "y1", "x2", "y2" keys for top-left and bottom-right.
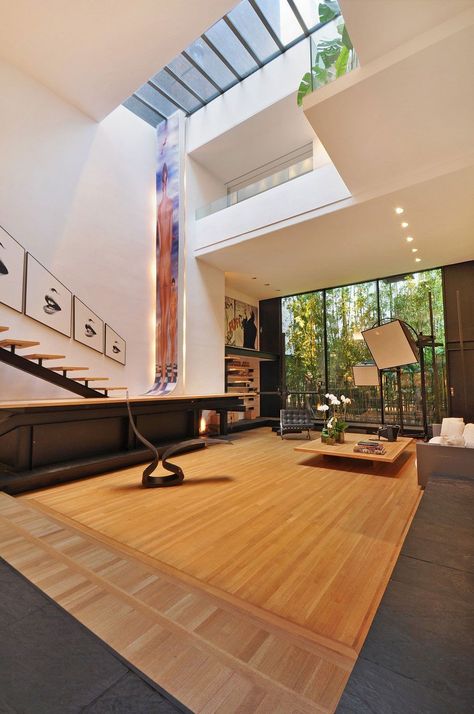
[{"x1": 294, "y1": 432, "x2": 413, "y2": 464}]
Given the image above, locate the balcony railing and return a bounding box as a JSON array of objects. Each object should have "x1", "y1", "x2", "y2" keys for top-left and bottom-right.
[{"x1": 195, "y1": 155, "x2": 313, "y2": 220}]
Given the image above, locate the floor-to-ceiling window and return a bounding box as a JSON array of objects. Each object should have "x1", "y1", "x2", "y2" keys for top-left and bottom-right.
[{"x1": 282, "y1": 268, "x2": 447, "y2": 428}]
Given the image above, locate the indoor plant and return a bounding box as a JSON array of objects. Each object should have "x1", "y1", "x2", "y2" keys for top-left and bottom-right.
[{"x1": 318, "y1": 393, "x2": 351, "y2": 444}]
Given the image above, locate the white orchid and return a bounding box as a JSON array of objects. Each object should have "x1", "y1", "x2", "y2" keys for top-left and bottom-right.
[
  {"x1": 327, "y1": 417, "x2": 334, "y2": 429},
  {"x1": 317, "y1": 404, "x2": 329, "y2": 412}
]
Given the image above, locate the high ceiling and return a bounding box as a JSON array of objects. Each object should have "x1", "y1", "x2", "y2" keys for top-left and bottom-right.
[
  {"x1": 125, "y1": 0, "x2": 337, "y2": 127},
  {"x1": 0, "y1": 0, "x2": 235, "y2": 120}
]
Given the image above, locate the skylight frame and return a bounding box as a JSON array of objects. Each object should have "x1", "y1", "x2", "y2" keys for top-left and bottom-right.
[{"x1": 125, "y1": 0, "x2": 340, "y2": 127}]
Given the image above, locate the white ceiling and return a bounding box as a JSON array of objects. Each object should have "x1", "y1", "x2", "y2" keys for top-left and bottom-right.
[
  {"x1": 339, "y1": 0, "x2": 473, "y2": 64},
  {"x1": 303, "y1": 9, "x2": 474, "y2": 197},
  {"x1": 0, "y1": 0, "x2": 236, "y2": 120},
  {"x1": 189, "y1": 94, "x2": 315, "y2": 184},
  {"x1": 203, "y1": 163, "x2": 474, "y2": 299}
]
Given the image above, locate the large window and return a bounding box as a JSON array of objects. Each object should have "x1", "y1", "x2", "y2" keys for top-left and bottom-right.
[{"x1": 282, "y1": 269, "x2": 447, "y2": 427}]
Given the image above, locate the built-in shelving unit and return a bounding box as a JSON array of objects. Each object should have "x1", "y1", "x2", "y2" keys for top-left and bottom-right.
[{"x1": 225, "y1": 355, "x2": 260, "y2": 423}]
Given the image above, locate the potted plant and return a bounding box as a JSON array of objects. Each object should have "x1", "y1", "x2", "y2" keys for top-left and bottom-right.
[{"x1": 318, "y1": 393, "x2": 351, "y2": 444}]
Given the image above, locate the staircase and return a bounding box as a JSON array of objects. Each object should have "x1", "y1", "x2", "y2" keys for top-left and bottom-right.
[{"x1": 0, "y1": 326, "x2": 127, "y2": 399}]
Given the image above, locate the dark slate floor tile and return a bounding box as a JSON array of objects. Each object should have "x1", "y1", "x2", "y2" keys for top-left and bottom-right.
[
  {"x1": 360, "y1": 580, "x2": 474, "y2": 706},
  {"x1": 83, "y1": 671, "x2": 183, "y2": 713},
  {"x1": 0, "y1": 557, "x2": 49, "y2": 626},
  {"x1": 401, "y1": 528, "x2": 474, "y2": 573},
  {"x1": 0, "y1": 694, "x2": 18, "y2": 714},
  {"x1": 336, "y1": 657, "x2": 472, "y2": 714},
  {"x1": 0, "y1": 605, "x2": 127, "y2": 714},
  {"x1": 391, "y1": 555, "x2": 474, "y2": 608}
]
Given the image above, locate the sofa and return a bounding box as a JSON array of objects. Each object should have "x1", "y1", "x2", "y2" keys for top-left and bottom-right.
[{"x1": 416, "y1": 418, "x2": 474, "y2": 489}]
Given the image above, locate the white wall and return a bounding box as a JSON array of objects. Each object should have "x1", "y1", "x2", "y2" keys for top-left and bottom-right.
[
  {"x1": 180, "y1": 155, "x2": 226, "y2": 394},
  {"x1": 0, "y1": 58, "x2": 156, "y2": 401}
]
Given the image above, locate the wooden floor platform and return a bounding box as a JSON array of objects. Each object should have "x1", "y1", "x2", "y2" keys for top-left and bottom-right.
[{"x1": 0, "y1": 428, "x2": 422, "y2": 713}]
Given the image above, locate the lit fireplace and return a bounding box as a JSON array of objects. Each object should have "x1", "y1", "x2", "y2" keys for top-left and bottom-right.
[
  {"x1": 199, "y1": 410, "x2": 220, "y2": 436},
  {"x1": 199, "y1": 415, "x2": 207, "y2": 435}
]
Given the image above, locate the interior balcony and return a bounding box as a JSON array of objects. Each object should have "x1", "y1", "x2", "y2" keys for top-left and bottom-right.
[{"x1": 303, "y1": 5, "x2": 474, "y2": 198}]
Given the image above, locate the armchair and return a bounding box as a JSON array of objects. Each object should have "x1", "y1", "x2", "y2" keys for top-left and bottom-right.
[{"x1": 280, "y1": 409, "x2": 313, "y2": 440}]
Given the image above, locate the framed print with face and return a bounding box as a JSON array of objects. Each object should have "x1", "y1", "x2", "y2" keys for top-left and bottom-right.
[
  {"x1": 73, "y1": 297, "x2": 104, "y2": 353},
  {"x1": 25, "y1": 254, "x2": 72, "y2": 336},
  {"x1": 105, "y1": 324, "x2": 126, "y2": 365},
  {"x1": 0, "y1": 225, "x2": 25, "y2": 313}
]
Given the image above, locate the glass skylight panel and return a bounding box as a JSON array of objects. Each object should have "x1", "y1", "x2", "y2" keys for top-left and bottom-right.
[
  {"x1": 167, "y1": 55, "x2": 219, "y2": 102},
  {"x1": 291, "y1": 0, "x2": 321, "y2": 30},
  {"x1": 135, "y1": 83, "x2": 177, "y2": 117},
  {"x1": 186, "y1": 38, "x2": 236, "y2": 89},
  {"x1": 123, "y1": 96, "x2": 164, "y2": 127},
  {"x1": 205, "y1": 19, "x2": 258, "y2": 77},
  {"x1": 227, "y1": 1, "x2": 279, "y2": 62},
  {"x1": 150, "y1": 70, "x2": 202, "y2": 112},
  {"x1": 255, "y1": 0, "x2": 304, "y2": 45}
]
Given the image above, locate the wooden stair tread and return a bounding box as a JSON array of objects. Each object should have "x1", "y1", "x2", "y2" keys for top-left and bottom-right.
[
  {"x1": 24, "y1": 354, "x2": 66, "y2": 360},
  {"x1": 49, "y1": 366, "x2": 90, "y2": 371},
  {"x1": 99, "y1": 387, "x2": 127, "y2": 391},
  {"x1": 0, "y1": 339, "x2": 40, "y2": 348},
  {"x1": 73, "y1": 377, "x2": 110, "y2": 381},
  {"x1": 0, "y1": 326, "x2": 9, "y2": 332}
]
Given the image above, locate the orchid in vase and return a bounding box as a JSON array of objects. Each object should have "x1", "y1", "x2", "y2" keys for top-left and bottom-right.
[{"x1": 317, "y1": 393, "x2": 351, "y2": 444}]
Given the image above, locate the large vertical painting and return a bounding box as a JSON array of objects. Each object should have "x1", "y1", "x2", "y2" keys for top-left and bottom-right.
[
  {"x1": 25, "y1": 254, "x2": 72, "y2": 336},
  {"x1": 147, "y1": 113, "x2": 181, "y2": 395},
  {"x1": 0, "y1": 225, "x2": 25, "y2": 313}
]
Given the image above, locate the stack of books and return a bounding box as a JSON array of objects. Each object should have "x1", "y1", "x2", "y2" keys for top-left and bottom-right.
[{"x1": 353, "y1": 440, "x2": 387, "y2": 456}]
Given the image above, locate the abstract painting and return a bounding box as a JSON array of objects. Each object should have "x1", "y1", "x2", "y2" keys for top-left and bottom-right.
[
  {"x1": 0, "y1": 225, "x2": 25, "y2": 313},
  {"x1": 73, "y1": 297, "x2": 104, "y2": 353},
  {"x1": 25, "y1": 254, "x2": 72, "y2": 336},
  {"x1": 105, "y1": 324, "x2": 126, "y2": 365},
  {"x1": 147, "y1": 112, "x2": 181, "y2": 395}
]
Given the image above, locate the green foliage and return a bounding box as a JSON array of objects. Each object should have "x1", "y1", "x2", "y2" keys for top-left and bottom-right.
[{"x1": 296, "y1": 1, "x2": 357, "y2": 107}]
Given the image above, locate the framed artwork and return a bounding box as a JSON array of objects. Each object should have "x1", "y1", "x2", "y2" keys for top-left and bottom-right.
[
  {"x1": 234, "y1": 300, "x2": 259, "y2": 350},
  {"x1": 0, "y1": 225, "x2": 25, "y2": 313},
  {"x1": 73, "y1": 297, "x2": 104, "y2": 353},
  {"x1": 25, "y1": 254, "x2": 72, "y2": 336},
  {"x1": 225, "y1": 296, "x2": 236, "y2": 346},
  {"x1": 105, "y1": 324, "x2": 126, "y2": 365}
]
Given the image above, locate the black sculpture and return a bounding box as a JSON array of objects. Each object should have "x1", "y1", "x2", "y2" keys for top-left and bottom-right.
[
  {"x1": 126, "y1": 395, "x2": 231, "y2": 487},
  {"x1": 377, "y1": 425, "x2": 400, "y2": 442}
]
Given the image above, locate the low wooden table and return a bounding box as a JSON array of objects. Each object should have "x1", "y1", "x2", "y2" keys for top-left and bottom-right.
[{"x1": 295, "y1": 432, "x2": 413, "y2": 463}]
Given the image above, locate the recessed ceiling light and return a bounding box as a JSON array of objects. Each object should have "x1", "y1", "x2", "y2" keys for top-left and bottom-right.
[
  {"x1": 395, "y1": 207, "x2": 404, "y2": 214},
  {"x1": 406, "y1": 236, "x2": 414, "y2": 242},
  {"x1": 415, "y1": 257, "x2": 421, "y2": 262},
  {"x1": 412, "y1": 248, "x2": 418, "y2": 253},
  {"x1": 275, "y1": 289, "x2": 281, "y2": 292},
  {"x1": 251, "y1": 276, "x2": 257, "y2": 280},
  {"x1": 401, "y1": 222, "x2": 409, "y2": 228},
  {"x1": 264, "y1": 283, "x2": 270, "y2": 286}
]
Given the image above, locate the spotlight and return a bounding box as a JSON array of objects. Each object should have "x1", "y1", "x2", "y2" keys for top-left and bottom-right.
[
  {"x1": 406, "y1": 236, "x2": 414, "y2": 242},
  {"x1": 395, "y1": 207, "x2": 404, "y2": 214}
]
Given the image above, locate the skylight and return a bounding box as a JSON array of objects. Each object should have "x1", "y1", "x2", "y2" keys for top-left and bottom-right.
[{"x1": 124, "y1": 0, "x2": 339, "y2": 127}]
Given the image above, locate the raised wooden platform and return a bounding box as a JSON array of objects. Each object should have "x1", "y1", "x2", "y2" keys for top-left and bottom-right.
[{"x1": 0, "y1": 428, "x2": 421, "y2": 712}]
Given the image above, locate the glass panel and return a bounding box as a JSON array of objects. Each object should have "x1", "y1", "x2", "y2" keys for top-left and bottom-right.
[
  {"x1": 326, "y1": 281, "x2": 380, "y2": 423},
  {"x1": 167, "y1": 55, "x2": 219, "y2": 102},
  {"x1": 255, "y1": 0, "x2": 303, "y2": 45},
  {"x1": 282, "y1": 292, "x2": 326, "y2": 412},
  {"x1": 135, "y1": 84, "x2": 178, "y2": 117},
  {"x1": 123, "y1": 96, "x2": 164, "y2": 127},
  {"x1": 293, "y1": 0, "x2": 339, "y2": 30},
  {"x1": 150, "y1": 70, "x2": 202, "y2": 112},
  {"x1": 379, "y1": 269, "x2": 447, "y2": 425},
  {"x1": 206, "y1": 19, "x2": 258, "y2": 77},
  {"x1": 228, "y1": 1, "x2": 279, "y2": 62},
  {"x1": 186, "y1": 38, "x2": 236, "y2": 88}
]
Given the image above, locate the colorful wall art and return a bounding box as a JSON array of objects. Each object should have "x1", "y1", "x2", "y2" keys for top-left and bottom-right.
[
  {"x1": 225, "y1": 297, "x2": 259, "y2": 350},
  {"x1": 147, "y1": 113, "x2": 181, "y2": 395},
  {"x1": 25, "y1": 254, "x2": 72, "y2": 336},
  {"x1": 105, "y1": 324, "x2": 126, "y2": 365},
  {"x1": 73, "y1": 297, "x2": 104, "y2": 353},
  {"x1": 0, "y1": 225, "x2": 25, "y2": 313}
]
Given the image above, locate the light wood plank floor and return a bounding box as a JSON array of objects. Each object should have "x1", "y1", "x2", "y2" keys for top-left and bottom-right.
[{"x1": 0, "y1": 428, "x2": 422, "y2": 713}]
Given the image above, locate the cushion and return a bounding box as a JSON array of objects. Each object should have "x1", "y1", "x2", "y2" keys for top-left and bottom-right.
[
  {"x1": 429, "y1": 435, "x2": 465, "y2": 447},
  {"x1": 440, "y1": 417, "x2": 465, "y2": 439},
  {"x1": 463, "y1": 423, "x2": 474, "y2": 448}
]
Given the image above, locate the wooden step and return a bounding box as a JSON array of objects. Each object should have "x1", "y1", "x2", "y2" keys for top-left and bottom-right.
[
  {"x1": 24, "y1": 353, "x2": 66, "y2": 367},
  {"x1": 97, "y1": 387, "x2": 127, "y2": 396},
  {"x1": 73, "y1": 377, "x2": 109, "y2": 382},
  {"x1": 0, "y1": 326, "x2": 9, "y2": 332},
  {"x1": 0, "y1": 339, "x2": 40, "y2": 353},
  {"x1": 49, "y1": 366, "x2": 89, "y2": 371}
]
